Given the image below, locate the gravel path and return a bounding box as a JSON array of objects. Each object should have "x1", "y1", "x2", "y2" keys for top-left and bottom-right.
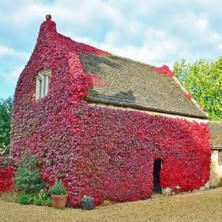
[{"x1": 1, "y1": 187, "x2": 222, "y2": 222}]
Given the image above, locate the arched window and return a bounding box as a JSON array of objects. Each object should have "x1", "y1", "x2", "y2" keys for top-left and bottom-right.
[{"x1": 35, "y1": 70, "x2": 51, "y2": 99}]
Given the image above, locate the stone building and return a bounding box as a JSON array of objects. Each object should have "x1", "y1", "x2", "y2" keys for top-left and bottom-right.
[
  {"x1": 209, "y1": 122, "x2": 222, "y2": 187},
  {"x1": 11, "y1": 15, "x2": 211, "y2": 206}
]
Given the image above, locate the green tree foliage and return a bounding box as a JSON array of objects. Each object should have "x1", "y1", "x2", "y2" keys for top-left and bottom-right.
[
  {"x1": 173, "y1": 58, "x2": 222, "y2": 120},
  {"x1": 0, "y1": 97, "x2": 13, "y2": 153}
]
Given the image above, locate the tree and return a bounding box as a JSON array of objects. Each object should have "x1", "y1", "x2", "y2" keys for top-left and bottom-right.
[
  {"x1": 13, "y1": 152, "x2": 46, "y2": 194},
  {"x1": 173, "y1": 58, "x2": 222, "y2": 121},
  {"x1": 0, "y1": 97, "x2": 13, "y2": 154}
]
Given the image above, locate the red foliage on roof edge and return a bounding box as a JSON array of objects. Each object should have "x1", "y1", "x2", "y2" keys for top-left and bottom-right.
[{"x1": 155, "y1": 65, "x2": 175, "y2": 77}]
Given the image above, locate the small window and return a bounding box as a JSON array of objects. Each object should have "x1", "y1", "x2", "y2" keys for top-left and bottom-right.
[
  {"x1": 35, "y1": 70, "x2": 51, "y2": 99},
  {"x1": 218, "y1": 150, "x2": 222, "y2": 165}
]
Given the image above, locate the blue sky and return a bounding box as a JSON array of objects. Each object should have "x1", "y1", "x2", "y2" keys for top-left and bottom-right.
[{"x1": 1, "y1": 0, "x2": 222, "y2": 99}]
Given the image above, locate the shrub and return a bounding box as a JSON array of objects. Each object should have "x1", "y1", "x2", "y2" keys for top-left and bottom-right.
[
  {"x1": 0, "y1": 165, "x2": 15, "y2": 192},
  {"x1": 49, "y1": 179, "x2": 67, "y2": 195},
  {"x1": 45, "y1": 198, "x2": 52, "y2": 207},
  {"x1": 34, "y1": 196, "x2": 43, "y2": 206},
  {"x1": 34, "y1": 188, "x2": 51, "y2": 206},
  {"x1": 39, "y1": 188, "x2": 50, "y2": 201},
  {"x1": 0, "y1": 157, "x2": 15, "y2": 192},
  {"x1": 19, "y1": 193, "x2": 32, "y2": 205},
  {"x1": 13, "y1": 152, "x2": 45, "y2": 194}
]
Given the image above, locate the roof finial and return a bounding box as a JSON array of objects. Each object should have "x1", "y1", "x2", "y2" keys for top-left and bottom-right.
[{"x1": 46, "y1": 14, "x2": 52, "y2": 21}]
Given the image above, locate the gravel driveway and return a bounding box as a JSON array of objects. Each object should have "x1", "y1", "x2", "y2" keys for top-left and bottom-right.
[{"x1": 1, "y1": 187, "x2": 222, "y2": 222}]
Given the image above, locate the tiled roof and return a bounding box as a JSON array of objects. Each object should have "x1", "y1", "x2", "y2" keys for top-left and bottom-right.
[
  {"x1": 209, "y1": 122, "x2": 222, "y2": 148},
  {"x1": 44, "y1": 16, "x2": 206, "y2": 119},
  {"x1": 80, "y1": 53, "x2": 207, "y2": 118}
]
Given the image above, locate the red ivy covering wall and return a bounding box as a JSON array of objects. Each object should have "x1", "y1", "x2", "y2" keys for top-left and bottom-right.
[
  {"x1": 0, "y1": 158, "x2": 15, "y2": 192},
  {"x1": 11, "y1": 17, "x2": 211, "y2": 207}
]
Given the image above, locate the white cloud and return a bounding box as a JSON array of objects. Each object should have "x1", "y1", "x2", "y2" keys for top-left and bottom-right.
[
  {"x1": 0, "y1": 66, "x2": 23, "y2": 84},
  {"x1": 0, "y1": 45, "x2": 29, "y2": 59},
  {"x1": 1, "y1": 0, "x2": 222, "y2": 99},
  {"x1": 0, "y1": 46, "x2": 15, "y2": 56},
  {"x1": 99, "y1": 29, "x2": 182, "y2": 67},
  {"x1": 9, "y1": 67, "x2": 23, "y2": 82},
  {"x1": 3, "y1": 1, "x2": 222, "y2": 64}
]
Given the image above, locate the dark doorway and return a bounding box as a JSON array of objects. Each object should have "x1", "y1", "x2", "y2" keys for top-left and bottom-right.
[{"x1": 153, "y1": 159, "x2": 162, "y2": 194}]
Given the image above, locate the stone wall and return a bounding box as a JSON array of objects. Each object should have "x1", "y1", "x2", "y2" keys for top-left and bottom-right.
[{"x1": 210, "y1": 150, "x2": 222, "y2": 187}]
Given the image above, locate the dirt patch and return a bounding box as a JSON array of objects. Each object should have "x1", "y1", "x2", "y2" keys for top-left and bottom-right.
[{"x1": 1, "y1": 188, "x2": 222, "y2": 222}]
